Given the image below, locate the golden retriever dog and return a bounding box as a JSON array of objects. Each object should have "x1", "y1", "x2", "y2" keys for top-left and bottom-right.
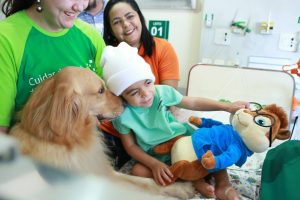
[{"x1": 9, "y1": 67, "x2": 194, "y2": 199}]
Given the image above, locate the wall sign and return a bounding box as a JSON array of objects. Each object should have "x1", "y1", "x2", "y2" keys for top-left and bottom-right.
[{"x1": 149, "y1": 20, "x2": 169, "y2": 40}]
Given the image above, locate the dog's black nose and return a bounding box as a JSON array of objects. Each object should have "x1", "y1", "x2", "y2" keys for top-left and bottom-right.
[{"x1": 97, "y1": 114, "x2": 105, "y2": 121}]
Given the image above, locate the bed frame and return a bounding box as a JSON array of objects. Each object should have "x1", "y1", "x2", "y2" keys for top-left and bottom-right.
[{"x1": 186, "y1": 64, "x2": 295, "y2": 124}]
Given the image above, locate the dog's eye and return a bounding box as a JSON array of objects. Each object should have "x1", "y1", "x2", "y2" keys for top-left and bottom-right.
[{"x1": 98, "y1": 88, "x2": 105, "y2": 94}]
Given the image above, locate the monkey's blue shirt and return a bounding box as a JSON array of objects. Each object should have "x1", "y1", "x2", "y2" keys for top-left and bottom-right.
[{"x1": 191, "y1": 118, "x2": 253, "y2": 172}]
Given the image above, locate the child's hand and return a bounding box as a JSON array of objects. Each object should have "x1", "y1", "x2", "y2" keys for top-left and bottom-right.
[
  {"x1": 227, "y1": 101, "x2": 249, "y2": 114},
  {"x1": 151, "y1": 160, "x2": 174, "y2": 186}
]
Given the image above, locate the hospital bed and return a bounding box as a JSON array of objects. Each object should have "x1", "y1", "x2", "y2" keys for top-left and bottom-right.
[
  {"x1": 120, "y1": 64, "x2": 295, "y2": 199},
  {"x1": 177, "y1": 64, "x2": 295, "y2": 199}
]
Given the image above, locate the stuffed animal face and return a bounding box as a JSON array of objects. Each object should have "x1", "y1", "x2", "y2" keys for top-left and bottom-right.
[
  {"x1": 230, "y1": 104, "x2": 290, "y2": 153},
  {"x1": 231, "y1": 108, "x2": 271, "y2": 153}
]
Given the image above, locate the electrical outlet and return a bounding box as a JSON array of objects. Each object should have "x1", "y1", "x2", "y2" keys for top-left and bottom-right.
[
  {"x1": 214, "y1": 29, "x2": 231, "y2": 45},
  {"x1": 279, "y1": 33, "x2": 298, "y2": 52},
  {"x1": 205, "y1": 13, "x2": 214, "y2": 28}
]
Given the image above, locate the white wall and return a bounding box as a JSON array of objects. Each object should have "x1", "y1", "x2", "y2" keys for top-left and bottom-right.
[
  {"x1": 199, "y1": 0, "x2": 300, "y2": 67},
  {"x1": 0, "y1": 0, "x2": 4, "y2": 19},
  {"x1": 142, "y1": 6, "x2": 203, "y2": 89},
  {"x1": 142, "y1": 0, "x2": 300, "y2": 89}
]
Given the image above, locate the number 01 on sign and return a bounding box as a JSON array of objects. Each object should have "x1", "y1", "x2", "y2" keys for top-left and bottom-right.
[{"x1": 149, "y1": 20, "x2": 169, "y2": 40}]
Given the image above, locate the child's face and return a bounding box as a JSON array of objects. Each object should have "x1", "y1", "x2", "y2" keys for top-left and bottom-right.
[{"x1": 121, "y1": 79, "x2": 155, "y2": 107}]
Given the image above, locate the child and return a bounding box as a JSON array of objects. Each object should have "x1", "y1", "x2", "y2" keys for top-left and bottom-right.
[{"x1": 101, "y1": 42, "x2": 246, "y2": 200}]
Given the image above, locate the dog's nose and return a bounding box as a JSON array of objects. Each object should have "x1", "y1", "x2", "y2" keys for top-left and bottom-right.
[{"x1": 97, "y1": 114, "x2": 105, "y2": 121}]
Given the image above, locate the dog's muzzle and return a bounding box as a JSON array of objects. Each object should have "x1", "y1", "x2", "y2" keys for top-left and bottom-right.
[{"x1": 96, "y1": 112, "x2": 122, "y2": 122}]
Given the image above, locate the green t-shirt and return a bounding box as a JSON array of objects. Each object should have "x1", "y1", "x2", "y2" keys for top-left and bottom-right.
[
  {"x1": 0, "y1": 11, "x2": 105, "y2": 126},
  {"x1": 113, "y1": 85, "x2": 194, "y2": 161},
  {"x1": 260, "y1": 140, "x2": 300, "y2": 200}
]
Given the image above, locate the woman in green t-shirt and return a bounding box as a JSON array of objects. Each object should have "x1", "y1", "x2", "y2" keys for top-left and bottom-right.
[{"x1": 0, "y1": 0, "x2": 106, "y2": 133}]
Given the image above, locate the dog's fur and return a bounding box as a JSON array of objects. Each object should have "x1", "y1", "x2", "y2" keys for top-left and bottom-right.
[{"x1": 9, "y1": 67, "x2": 194, "y2": 199}]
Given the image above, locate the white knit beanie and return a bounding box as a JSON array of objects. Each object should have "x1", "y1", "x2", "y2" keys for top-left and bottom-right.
[{"x1": 101, "y1": 42, "x2": 155, "y2": 96}]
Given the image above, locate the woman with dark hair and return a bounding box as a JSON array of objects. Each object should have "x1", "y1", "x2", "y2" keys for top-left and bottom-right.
[
  {"x1": 103, "y1": 0, "x2": 155, "y2": 58},
  {"x1": 103, "y1": 0, "x2": 179, "y2": 89},
  {"x1": 100, "y1": 0, "x2": 180, "y2": 168},
  {"x1": 0, "y1": 0, "x2": 105, "y2": 133},
  {"x1": 100, "y1": 1, "x2": 241, "y2": 199}
]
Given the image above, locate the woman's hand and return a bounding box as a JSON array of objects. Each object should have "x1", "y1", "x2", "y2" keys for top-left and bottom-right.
[{"x1": 150, "y1": 160, "x2": 174, "y2": 186}]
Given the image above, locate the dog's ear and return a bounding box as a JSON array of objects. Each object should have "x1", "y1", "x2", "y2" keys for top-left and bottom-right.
[
  {"x1": 21, "y1": 77, "x2": 56, "y2": 131},
  {"x1": 49, "y1": 83, "x2": 86, "y2": 137}
]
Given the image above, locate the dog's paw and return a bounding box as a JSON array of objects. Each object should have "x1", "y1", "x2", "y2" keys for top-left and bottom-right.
[{"x1": 160, "y1": 181, "x2": 196, "y2": 199}]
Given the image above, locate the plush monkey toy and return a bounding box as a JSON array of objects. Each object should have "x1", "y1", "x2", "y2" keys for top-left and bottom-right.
[{"x1": 154, "y1": 104, "x2": 291, "y2": 181}]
